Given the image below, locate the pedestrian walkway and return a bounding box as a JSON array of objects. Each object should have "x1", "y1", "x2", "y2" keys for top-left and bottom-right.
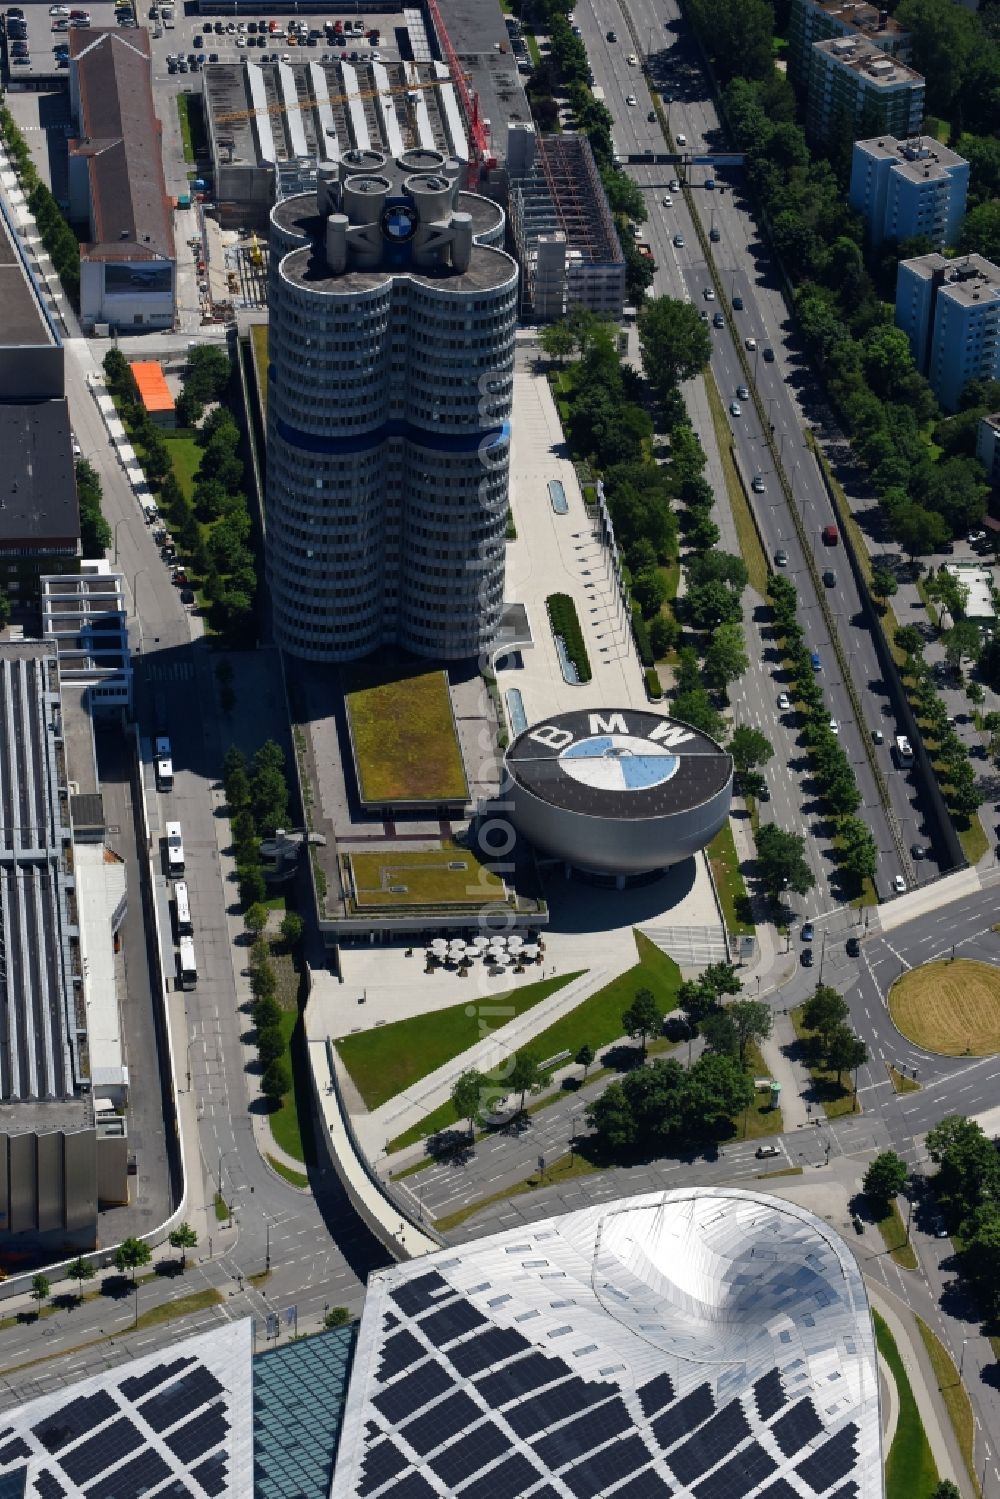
[{"x1": 866, "y1": 1282, "x2": 968, "y2": 1496}]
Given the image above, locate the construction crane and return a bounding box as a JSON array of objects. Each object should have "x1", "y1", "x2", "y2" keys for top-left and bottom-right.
[{"x1": 216, "y1": 74, "x2": 450, "y2": 128}]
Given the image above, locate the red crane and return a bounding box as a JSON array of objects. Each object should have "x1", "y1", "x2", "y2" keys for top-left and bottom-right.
[{"x1": 424, "y1": 0, "x2": 493, "y2": 179}]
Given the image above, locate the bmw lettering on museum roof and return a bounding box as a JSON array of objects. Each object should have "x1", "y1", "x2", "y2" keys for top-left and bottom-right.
[{"x1": 504, "y1": 709, "x2": 733, "y2": 875}]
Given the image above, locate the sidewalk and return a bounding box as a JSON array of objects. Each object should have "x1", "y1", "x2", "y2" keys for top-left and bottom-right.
[{"x1": 867, "y1": 1282, "x2": 969, "y2": 1498}]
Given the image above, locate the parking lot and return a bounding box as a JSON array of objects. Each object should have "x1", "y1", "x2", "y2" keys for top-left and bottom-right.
[
  {"x1": 153, "y1": 10, "x2": 395, "y2": 75},
  {"x1": 2, "y1": 0, "x2": 134, "y2": 82}
]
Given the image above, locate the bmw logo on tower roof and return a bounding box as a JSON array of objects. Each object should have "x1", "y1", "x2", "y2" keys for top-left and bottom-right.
[
  {"x1": 504, "y1": 709, "x2": 733, "y2": 875},
  {"x1": 381, "y1": 201, "x2": 419, "y2": 242}
]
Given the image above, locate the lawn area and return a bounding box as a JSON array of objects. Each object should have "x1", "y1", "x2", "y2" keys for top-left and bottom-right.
[
  {"x1": 135, "y1": 1288, "x2": 224, "y2": 1331},
  {"x1": 875, "y1": 1198, "x2": 918, "y2": 1269},
  {"x1": 163, "y1": 431, "x2": 202, "y2": 502},
  {"x1": 740, "y1": 1041, "x2": 784, "y2": 1140},
  {"x1": 916, "y1": 1316, "x2": 980, "y2": 1497},
  {"x1": 265, "y1": 942, "x2": 316, "y2": 1165},
  {"x1": 176, "y1": 93, "x2": 195, "y2": 165},
  {"x1": 434, "y1": 1150, "x2": 595, "y2": 1233},
  {"x1": 874, "y1": 1310, "x2": 939, "y2": 1499},
  {"x1": 250, "y1": 323, "x2": 269, "y2": 407},
  {"x1": 175, "y1": 91, "x2": 208, "y2": 166},
  {"x1": 337, "y1": 971, "x2": 583, "y2": 1111},
  {"x1": 345, "y1": 667, "x2": 468, "y2": 804},
  {"x1": 705, "y1": 372, "x2": 769, "y2": 597},
  {"x1": 887, "y1": 1063, "x2": 920, "y2": 1094},
  {"x1": 889, "y1": 958, "x2": 1000, "y2": 1055},
  {"x1": 347, "y1": 843, "x2": 505, "y2": 908},
  {"x1": 706, "y1": 820, "x2": 754, "y2": 936},
  {"x1": 267, "y1": 1153, "x2": 309, "y2": 1189},
  {"x1": 790, "y1": 1005, "x2": 860, "y2": 1117},
  {"x1": 957, "y1": 814, "x2": 989, "y2": 865},
  {"x1": 381, "y1": 933, "x2": 680, "y2": 1150}
]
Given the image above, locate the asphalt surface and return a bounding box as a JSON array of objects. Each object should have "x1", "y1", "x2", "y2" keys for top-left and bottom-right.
[{"x1": 575, "y1": 0, "x2": 949, "y2": 898}]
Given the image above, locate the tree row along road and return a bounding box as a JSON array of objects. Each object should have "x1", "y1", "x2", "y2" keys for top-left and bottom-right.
[{"x1": 574, "y1": 0, "x2": 946, "y2": 892}]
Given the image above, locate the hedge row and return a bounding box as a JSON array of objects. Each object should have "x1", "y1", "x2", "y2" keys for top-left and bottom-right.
[{"x1": 546, "y1": 593, "x2": 593, "y2": 684}]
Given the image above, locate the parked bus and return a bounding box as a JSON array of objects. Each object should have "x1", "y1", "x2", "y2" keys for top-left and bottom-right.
[
  {"x1": 165, "y1": 820, "x2": 185, "y2": 874},
  {"x1": 173, "y1": 880, "x2": 192, "y2": 936},
  {"x1": 178, "y1": 936, "x2": 197, "y2": 990},
  {"x1": 155, "y1": 735, "x2": 173, "y2": 791}
]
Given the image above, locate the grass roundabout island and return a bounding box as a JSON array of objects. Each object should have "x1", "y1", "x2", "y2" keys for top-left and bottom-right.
[{"x1": 888, "y1": 958, "x2": 1000, "y2": 1056}]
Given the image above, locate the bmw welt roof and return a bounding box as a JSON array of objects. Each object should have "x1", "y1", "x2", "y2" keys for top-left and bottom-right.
[
  {"x1": 333, "y1": 1187, "x2": 880, "y2": 1499},
  {"x1": 506, "y1": 708, "x2": 732, "y2": 819}
]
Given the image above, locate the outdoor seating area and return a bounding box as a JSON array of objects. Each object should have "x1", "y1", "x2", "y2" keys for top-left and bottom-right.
[{"x1": 419, "y1": 933, "x2": 544, "y2": 975}]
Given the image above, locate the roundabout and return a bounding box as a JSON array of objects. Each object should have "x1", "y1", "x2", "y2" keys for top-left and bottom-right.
[{"x1": 888, "y1": 958, "x2": 1000, "y2": 1056}]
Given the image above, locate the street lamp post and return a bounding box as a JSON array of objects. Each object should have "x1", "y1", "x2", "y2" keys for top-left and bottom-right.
[
  {"x1": 113, "y1": 516, "x2": 131, "y2": 566},
  {"x1": 960, "y1": 1337, "x2": 970, "y2": 1377}
]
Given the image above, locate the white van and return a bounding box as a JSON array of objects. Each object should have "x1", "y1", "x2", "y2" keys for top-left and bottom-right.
[{"x1": 165, "y1": 820, "x2": 185, "y2": 874}]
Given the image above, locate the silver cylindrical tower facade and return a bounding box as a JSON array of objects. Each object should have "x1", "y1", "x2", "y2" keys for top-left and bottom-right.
[{"x1": 265, "y1": 158, "x2": 515, "y2": 662}]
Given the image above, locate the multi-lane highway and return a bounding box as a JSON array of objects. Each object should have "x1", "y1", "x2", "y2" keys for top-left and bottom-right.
[{"x1": 574, "y1": 0, "x2": 951, "y2": 897}]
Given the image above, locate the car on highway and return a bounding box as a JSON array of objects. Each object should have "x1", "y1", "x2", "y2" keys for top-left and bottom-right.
[
  {"x1": 829, "y1": 717, "x2": 839, "y2": 734},
  {"x1": 673, "y1": 233, "x2": 685, "y2": 247},
  {"x1": 932, "y1": 1218, "x2": 948, "y2": 1238},
  {"x1": 822, "y1": 524, "x2": 839, "y2": 545},
  {"x1": 756, "y1": 1144, "x2": 780, "y2": 1159},
  {"x1": 703, "y1": 287, "x2": 715, "y2": 300},
  {"x1": 801, "y1": 949, "x2": 814, "y2": 966},
  {"x1": 752, "y1": 474, "x2": 766, "y2": 493},
  {"x1": 669, "y1": 178, "x2": 680, "y2": 191},
  {"x1": 625, "y1": 93, "x2": 637, "y2": 105},
  {"x1": 801, "y1": 922, "x2": 814, "y2": 942},
  {"x1": 729, "y1": 401, "x2": 742, "y2": 417},
  {"x1": 777, "y1": 692, "x2": 791, "y2": 710},
  {"x1": 626, "y1": 52, "x2": 637, "y2": 64},
  {"x1": 647, "y1": 109, "x2": 656, "y2": 121},
  {"x1": 705, "y1": 177, "x2": 715, "y2": 190},
  {"x1": 710, "y1": 226, "x2": 721, "y2": 241},
  {"x1": 763, "y1": 346, "x2": 775, "y2": 361},
  {"x1": 811, "y1": 651, "x2": 821, "y2": 670},
  {"x1": 846, "y1": 937, "x2": 861, "y2": 957},
  {"x1": 737, "y1": 384, "x2": 749, "y2": 399},
  {"x1": 661, "y1": 195, "x2": 672, "y2": 207},
  {"x1": 893, "y1": 874, "x2": 906, "y2": 893},
  {"x1": 713, "y1": 311, "x2": 725, "y2": 327},
  {"x1": 676, "y1": 133, "x2": 687, "y2": 145},
  {"x1": 911, "y1": 844, "x2": 928, "y2": 859},
  {"x1": 606, "y1": 28, "x2": 617, "y2": 40},
  {"x1": 745, "y1": 336, "x2": 757, "y2": 350},
  {"x1": 732, "y1": 294, "x2": 744, "y2": 309},
  {"x1": 851, "y1": 1214, "x2": 864, "y2": 1234},
  {"x1": 775, "y1": 547, "x2": 788, "y2": 566},
  {"x1": 823, "y1": 569, "x2": 836, "y2": 587},
  {"x1": 699, "y1": 310, "x2": 709, "y2": 321},
  {"x1": 872, "y1": 728, "x2": 884, "y2": 744}
]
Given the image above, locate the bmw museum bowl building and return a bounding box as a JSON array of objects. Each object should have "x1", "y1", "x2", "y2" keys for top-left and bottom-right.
[{"x1": 503, "y1": 709, "x2": 734, "y2": 878}]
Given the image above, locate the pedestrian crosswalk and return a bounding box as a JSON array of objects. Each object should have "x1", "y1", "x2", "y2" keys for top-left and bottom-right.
[{"x1": 144, "y1": 660, "x2": 195, "y2": 683}]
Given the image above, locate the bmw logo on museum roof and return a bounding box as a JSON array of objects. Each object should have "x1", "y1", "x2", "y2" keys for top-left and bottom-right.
[{"x1": 503, "y1": 709, "x2": 734, "y2": 874}]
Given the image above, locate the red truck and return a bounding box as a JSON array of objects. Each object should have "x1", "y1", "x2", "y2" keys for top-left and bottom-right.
[{"x1": 822, "y1": 524, "x2": 838, "y2": 545}]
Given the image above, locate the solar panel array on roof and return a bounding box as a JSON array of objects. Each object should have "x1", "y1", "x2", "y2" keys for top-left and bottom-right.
[
  {"x1": 372, "y1": 1361, "x2": 453, "y2": 1425},
  {"x1": 693, "y1": 1441, "x2": 777, "y2": 1499},
  {"x1": 563, "y1": 1434, "x2": 651, "y2": 1498},
  {"x1": 31, "y1": 1473, "x2": 63, "y2": 1499},
  {"x1": 84, "y1": 1446, "x2": 171, "y2": 1499},
  {"x1": 60, "y1": 1417, "x2": 142, "y2": 1486},
  {"x1": 638, "y1": 1373, "x2": 676, "y2": 1420},
  {"x1": 626, "y1": 1468, "x2": 676, "y2": 1499},
  {"x1": 653, "y1": 1385, "x2": 716, "y2": 1452},
  {"x1": 754, "y1": 1371, "x2": 786, "y2": 1423},
  {"x1": 428, "y1": 1421, "x2": 509, "y2": 1487},
  {"x1": 190, "y1": 1452, "x2": 229, "y2": 1497},
  {"x1": 448, "y1": 1327, "x2": 529, "y2": 1377},
  {"x1": 0, "y1": 1444, "x2": 29, "y2": 1469},
  {"x1": 390, "y1": 1272, "x2": 449, "y2": 1318},
  {"x1": 357, "y1": 1438, "x2": 407, "y2": 1497},
  {"x1": 391, "y1": 1470, "x2": 437, "y2": 1499},
  {"x1": 34, "y1": 1393, "x2": 117, "y2": 1454},
  {"x1": 507, "y1": 1377, "x2": 611, "y2": 1439},
  {"x1": 376, "y1": 1330, "x2": 424, "y2": 1384},
  {"x1": 400, "y1": 1391, "x2": 480, "y2": 1457},
  {"x1": 476, "y1": 1352, "x2": 570, "y2": 1408},
  {"x1": 796, "y1": 1425, "x2": 859, "y2": 1492},
  {"x1": 772, "y1": 1400, "x2": 823, "y2": 1458},
  {"x1": 828, "y1": 1483, "x2": 859, "y2": 1499},
  {"x1": 758, "y1": 1479, "x2": 801, "y2": 1499},
  {"x1": 165, "y1": 1403, "x2": 229, "y2": 1465},
  {"x1": 120, "y1": 1358, "x2": 194, "y2": 1403},
  {"x1": 534, "y1": 1399, "x2": 632, "y2": 1472},
  {"x1": 418, "y1": 1298, "x2": 487, "y2": 1348},
  {"x1": 140, "y1": 1367, "x2": 225, "y2": 1433},
  {"x1": 669, "y1": 1401, "x2": 752, "y2": 1485},
  {"x1": 467, "y1": 1450, "x2": 543, "y2": 1499}
]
